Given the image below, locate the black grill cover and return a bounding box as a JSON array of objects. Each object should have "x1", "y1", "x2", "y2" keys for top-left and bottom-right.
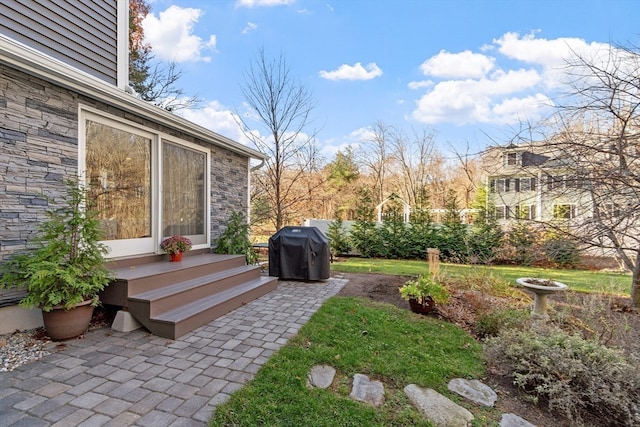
[{"x1": 268, "y1": 226, "x2": 330, "y2": 280}]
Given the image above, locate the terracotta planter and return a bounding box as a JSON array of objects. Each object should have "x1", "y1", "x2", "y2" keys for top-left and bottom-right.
[
  {"x1": 170, "y1": 252, "x2": 183, "y2": 262},
  {"x1": 408, "y1": 297, "x2": 435, "y2": 314},
  {"x1": 41, "y1": 299, "x2": 94, "y2": 341}
]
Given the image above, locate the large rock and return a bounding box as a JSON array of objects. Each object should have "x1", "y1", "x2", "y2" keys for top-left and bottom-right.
[
  {"x1": 350, "y1": 373, "x2": 385, "y2": 407},
  {"x1": 404, "y1": 384, "x2": 474, "y2": 427},
  {"x1": 500, "y1": 413, "x2": 537, "y2": 427},
  {"x1": 447, "y1": 378, "x2": 497, "y2": 407},
  {"x1": 307, "y1": 365, "x2": 336, "y2": 389}
]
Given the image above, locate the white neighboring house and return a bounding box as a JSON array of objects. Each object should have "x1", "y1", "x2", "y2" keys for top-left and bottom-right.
[{"x1": 484, "y1": 143, "x2": 596, "y2": 225}]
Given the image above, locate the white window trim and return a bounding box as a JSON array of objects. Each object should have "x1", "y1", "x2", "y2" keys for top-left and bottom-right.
[{"x1": 78, "y1": 105, "x2": 211, "y2": 257}]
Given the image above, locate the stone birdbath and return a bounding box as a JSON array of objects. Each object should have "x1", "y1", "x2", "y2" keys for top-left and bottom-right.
[{"x1": 516, "y1": 277, "x2": 567, "y2": 319}]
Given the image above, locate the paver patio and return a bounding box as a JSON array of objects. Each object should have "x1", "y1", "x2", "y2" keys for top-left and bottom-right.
[{"x1": 0, "y1": 278, "x2": 348, "y2": 426}]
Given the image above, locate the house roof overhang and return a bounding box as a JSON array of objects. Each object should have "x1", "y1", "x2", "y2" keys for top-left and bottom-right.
[{"x1": 0, "y1": 35, "x2": 267, "y2": 161}]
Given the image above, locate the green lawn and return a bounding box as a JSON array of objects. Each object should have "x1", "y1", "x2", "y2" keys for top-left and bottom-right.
[
  {"x1": 331, "y1": 258, "x2": 631, "y2": 295},
  {"x1": 210, "y1": 297, "x2": 489, "y2": 426}
]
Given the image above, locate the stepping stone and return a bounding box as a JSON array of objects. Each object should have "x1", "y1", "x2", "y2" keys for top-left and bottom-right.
[
  {"x1": 500, "y1": 413, "x2": 537, "y2": 427},
  {"x1": 349, "y1": 373, "x2": 385, "y2": 407},
  {"x1": 447, "y1": 378, "x2": 497, "y2": 407},
  {"x1": 404, "y1": 384, "x2": 474, "y2": 427},
  {"x1": 307, "y1": 365, "x2": 336, "y2": 389}
]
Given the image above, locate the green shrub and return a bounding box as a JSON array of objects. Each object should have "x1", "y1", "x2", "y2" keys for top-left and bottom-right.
[
  {"x1": 501, "y1": 221, "x2": 541, "y2": 265},
  {"x1": 326, "y1": 218, "x2": 351, "y2": 256},
  {"x1": 213, "y1": 211, "x2": 258, "y2": 265},
  {"x1": 484, "y1": 328, "x2": 640, "y2": 426},
  {"x1": 399, "y1": 275, "x2": 450, "y2": 305},
  {"x1": 541, "y1": 237, "x2": 581, "y2": 268},
  {"x1": 0, "y1": 181, "x2": 112, "y2": 311},
  {"x1": 474, "y1": 308, "x2": 528, "y2": 338}
]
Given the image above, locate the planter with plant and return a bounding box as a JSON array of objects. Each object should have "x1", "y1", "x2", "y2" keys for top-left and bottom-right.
[
  {"x1": 0, "y1": 181, "x2": 113, "y2": 340},
  {"x1": 399, "y1": 275, "x2": 450, "y2": 314},
  {"x1": 160, "y1": 235, "x2": 192, "y2": 261}
]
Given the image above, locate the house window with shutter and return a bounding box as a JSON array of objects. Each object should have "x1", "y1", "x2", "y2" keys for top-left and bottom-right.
[
  {"x1": 504, "y1": 152, "x2": 520, "y2": 166},
  {"x1": 553, "y1": 204, "x2": 576, "y2": 219}
]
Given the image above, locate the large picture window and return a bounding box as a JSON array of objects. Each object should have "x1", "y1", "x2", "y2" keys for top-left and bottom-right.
[
  {"x1": 162, "y1": 141, "x2": 207, "y2": 243},
  {"x1": 82, "y1": 109, "x2": 210, "y2": 257}
]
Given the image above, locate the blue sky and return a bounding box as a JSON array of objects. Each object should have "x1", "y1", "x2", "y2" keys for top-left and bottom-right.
[{"x1": 142, "y1": 0, "x2": 640, "y2": 160}]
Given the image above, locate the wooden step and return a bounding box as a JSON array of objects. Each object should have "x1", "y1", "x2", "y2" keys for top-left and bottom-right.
[
  {"x1": 146, "y1": 277, "x2": 278, "y2": 339},
  {"x1": 128, "y1": 265, "x2": 262, "y2": 317},
  {"x1": 101, "y1": 252, "x2": 278, "y2": 340},
  {"x1": 101, "y1": 254, "x2": 246, "y2": 307}
]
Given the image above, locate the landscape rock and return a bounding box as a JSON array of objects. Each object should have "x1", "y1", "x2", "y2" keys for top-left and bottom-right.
[
  {"x1": 447, "y1": 378, "x2": 497, "y2": 407},
  {"x1": 307, "y1": 364, "x2": 336, "y2": 389},
  {"x1": 500, "y1": 413, "x2": 537, "y2": 427},
  {"x1": 404, "y1": 384, "x2": 474, "y2": 427},
  {"x1": 349, "y1": 373, "x2": 385, "y2": 407}
]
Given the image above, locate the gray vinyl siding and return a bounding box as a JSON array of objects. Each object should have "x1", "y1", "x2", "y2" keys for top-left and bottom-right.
[{"x1": 0, "y1": 0, "x2": 118, "y2": 85}]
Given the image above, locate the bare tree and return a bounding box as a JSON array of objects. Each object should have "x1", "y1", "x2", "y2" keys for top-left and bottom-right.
[
  {"x1": 356, "y1": 121, "x2": 394, "y2": 205},
  {"x1": 391, "y1": 126, "x2": 440, "y2": 207},
  {"x1": 536, "y1": 42, "x2": 640, "y2": 306},
  {"x1": 237, "y1": 48, "x2": 318, "y2": 230},
  {"x1": 128, "y1": 0, "x2": 199, "y2": 111}
]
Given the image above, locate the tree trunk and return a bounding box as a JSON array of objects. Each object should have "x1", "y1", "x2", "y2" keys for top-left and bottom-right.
[{"x1": 632, "y1": 255, "x2": 640, "y2": 308}]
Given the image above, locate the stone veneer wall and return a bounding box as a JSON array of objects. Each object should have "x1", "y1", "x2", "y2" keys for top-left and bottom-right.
[{"x1": 0, "y1": 63, "x2": 249, "y2": 265}]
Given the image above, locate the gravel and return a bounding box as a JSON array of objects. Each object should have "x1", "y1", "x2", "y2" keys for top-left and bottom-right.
[{"x1": 0, "y1": 329, "x2": 51, "y2": 372}]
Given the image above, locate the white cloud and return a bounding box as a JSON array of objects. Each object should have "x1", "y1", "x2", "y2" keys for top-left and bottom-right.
[
  {"x1": 236, "y1": 0, "x2": 295, "y2": 7},
  {"x1": 319, "y1": 62, "x2": 383, "y2": 81},
  {"x1": 420, "y1": 50, "x2": 495, "y2": 79},
  {"x1": 181, "y1": 101, "x2": 250, "y2": 145},
  {"x1": 242, "y1": 22, "x2": 258, "y2": 34},
  {"x1": 494, "y1": 32, "x2": 611, "y2": 88},
  {"x1": 410, "y1": 32, "x2": 603, "y2": 126},
  {"x1": 142, "y1": 6, "x2": 216, "y2": 62},
  {"x1": 408, "y1": 80, "x2": 433, "y2": 90}
]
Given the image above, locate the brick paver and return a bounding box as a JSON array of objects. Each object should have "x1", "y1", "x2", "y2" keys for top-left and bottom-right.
[{"x1": 0, "y1": 278, "x2": 347, "y2": 426}]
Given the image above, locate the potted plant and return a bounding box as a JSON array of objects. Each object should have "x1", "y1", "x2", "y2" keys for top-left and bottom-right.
[
  {"x1": 0, "y1": 181, "x2": 113, "y2": 340},
  {"x1": 399, "y1": 275, "x2": 450, "y2": 314},
  {"x1": 160, "y1": 235, "x2": 192, "y2": 261}
]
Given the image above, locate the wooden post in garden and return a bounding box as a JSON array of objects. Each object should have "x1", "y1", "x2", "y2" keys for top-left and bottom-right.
[{"x1": 427, "y1": 248, "x2": 440, "y2": 279}]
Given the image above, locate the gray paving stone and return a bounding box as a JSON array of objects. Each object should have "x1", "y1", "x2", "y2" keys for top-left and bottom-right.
[
  {"x1": 103, "y1": 411, "x2": 141, "y2": 427},
  {"x1": 174, "y1": 395, "x2": 209, "y2": 418},
  {"x1": 171, "y1": 416, "x2": 205, "y2": 427},
  {"x1": 68, "y1": 377, "x2": 108, "y2": 396},
  {"x1": 93, "y1": 397, "x2": 133, "y2": 417},
  {"x1": 42, "y1": 403, "x2": 77, "y2": 423},
  {"x1": 142, "y1": 377, "x2": 174, "y2": 392},
  {"x1": 0, "y1": 408, "x2": 28, "y2": 426},
  {"x1": 50, "y1": 408, "x2": 93, "y2": 427},
  {"x1": 34, "y1": 382, "x2": 72, "y2": 398},
  {"x1": 8, "y1": 414, "x2": 49, "y2": 427},
  {"x1": 77, "y1": 413, "x2": 111, "y2": 427},
  {"x1": 137, "y1": 409, "x2": 177, "y2": 427},
  {"x1": 128, "y1": 391, "x2": 168, "y2": 416},
  {"x1": 165, "y1": 383, "x2": 199, "y2": 400},
  {"x1": 28, "y1": 393, "x2": 74, "y2": 418},
  {"x1": 156, "y1": 396, "x2": 185, "y2": 412},
  {"x1": 70, "y1": 392, "x2": 109, "y2": 409},
  {"x1": 13, "y1": 394, "x2": 47, "y2": 411}
]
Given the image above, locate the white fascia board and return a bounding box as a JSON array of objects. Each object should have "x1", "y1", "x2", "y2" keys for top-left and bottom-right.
[
  {"x1": 0, "y1": 34, "x2": 267, "y2": 161},
  {"x1": 116, "y1": 0, "x2": 128, "y2": 90}
]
